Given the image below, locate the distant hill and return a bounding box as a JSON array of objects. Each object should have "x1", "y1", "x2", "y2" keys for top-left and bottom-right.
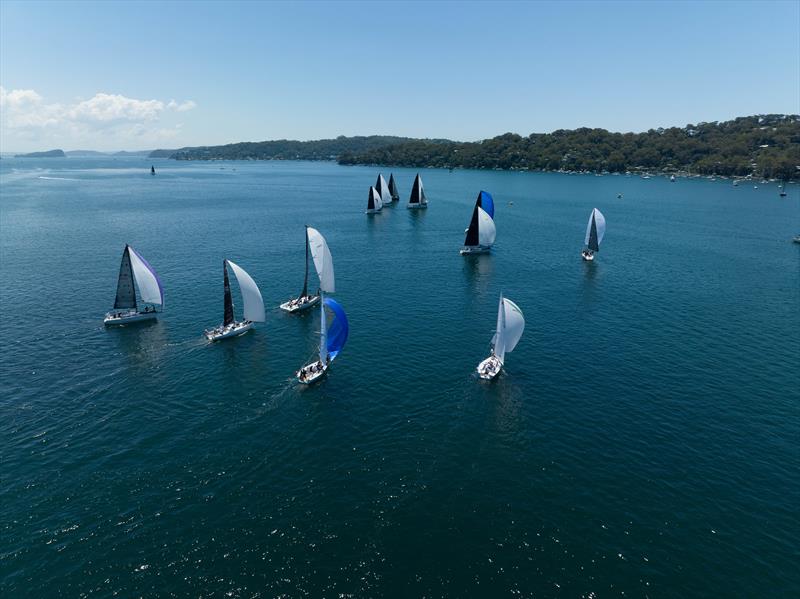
[
  {"x1": 112, "y1": 150, "x2": 153, "y2": 157},
  {"x1": 15, "y1": 149, "x2": 66, "y2": 158},
  {"x1": 65, "y1": 150, "x2": 108, "y2": 157},
  {"x1": 153, "y1": 136, "x2": 449, "y2": 161},
  {"x1": 339, "y1": 115, "x2": 800, "y2": 181},
  {"x1": 148, "y1": 149, "x2": 178, "y2": 158}
]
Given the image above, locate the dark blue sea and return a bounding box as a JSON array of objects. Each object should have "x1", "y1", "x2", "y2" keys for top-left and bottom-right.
[{"x1": 1, "y1": 157, "x2": 798, "y2": 596}]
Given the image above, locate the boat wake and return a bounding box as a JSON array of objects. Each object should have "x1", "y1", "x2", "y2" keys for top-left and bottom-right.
[{"x1": 38, "y1": 176, "x2": 80, "y2": 181}]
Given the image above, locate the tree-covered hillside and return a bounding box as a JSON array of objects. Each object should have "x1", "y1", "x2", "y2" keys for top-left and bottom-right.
[
  {"x1": 339, "y1": 115, "x2": 800, "y2": 180},
  {"x1": 153, "y1": 136, "x2": 447, "y2": 161}
]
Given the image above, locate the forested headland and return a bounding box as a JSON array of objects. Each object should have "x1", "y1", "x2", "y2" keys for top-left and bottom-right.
[{"x1": 339, "y1": 115, "x2": 799, "y2": 180}]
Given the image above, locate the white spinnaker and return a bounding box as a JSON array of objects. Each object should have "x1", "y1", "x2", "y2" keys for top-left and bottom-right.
[
  {"x1": 378, "y1": 174, "x2": 391, "y2": 205},
  {"x1": 227, "y1": 260, "x2": 265, "y2": 322},
  {"x1": 307, "y1": 227, "x2": 335, "y2": 293},
  {"x1": 584, "y1": 208, "x2": 607, "y2": 246},
  {"x1": 477, "y1": 207, "x2": 496, "y2": 246},
  {"x1": 128, "y1": 246, "x2": 163, "y2": 305},
  {"x1": 500, "y1": 298, "x2": 524, "y2": 357},
  {"x1": 319, "y1": 294, "x2": 328, "y2": 365}
]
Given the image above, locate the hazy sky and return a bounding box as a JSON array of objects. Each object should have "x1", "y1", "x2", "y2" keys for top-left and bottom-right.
[{"x1": 1, "y1": 0, "x2": 798, "y2": 151}]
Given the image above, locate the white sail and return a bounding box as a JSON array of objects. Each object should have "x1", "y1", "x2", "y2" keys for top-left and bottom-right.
[
  {"x1": 128, "y1": 246, "x2": 163, "y2": 306},
  {"x1": 307, "y1": 227, "x2": 335, "y2": 293},
  {"x1": 494, "y1": 296, "x2": 524, "y2": 364},
  {"x1": 493, "y1": 293, "x2": 506, "y2": 362},
  {"x1": 584, "y1": 208, "x2": 607, "y2": 247},
  {"x1": 371, "y1": 187, "x2": 383, "y2": 210},
  {"x1": 477, "y1": 207, "x2": 496, "y2": 247},
  {"x1": 319, "y1": 293, "x2": 328, "y2": 365},
  {"x1": 227, "y1": 260, "x2": 265, "y2": 322},
  {"x1": 377, "y1": 174, "x2": 391, "y2": 205}
]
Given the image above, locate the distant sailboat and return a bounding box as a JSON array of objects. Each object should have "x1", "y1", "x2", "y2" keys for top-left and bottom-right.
[
  {"x1": 407, "y1": 173, "x2": 428, "y2": 209},
  {"x1": 280, "y1": 226, "x2": 334, "y2": 313},
  {"x1": 779, "y1": 181, "x2": 787, "y2": 197},
  {"x1": 670, "y1": 174, "x2": 676, "y2": 182},
  {"x1": 476, "y1": 293, "x2": 525, "y2": 380},
  {"x1": 375, "y1": 174, "x2": 393, "y2": 206},
  {"x1": 581, "y1": 208, "x2": 606, "y2": 261},
  {"x1": 365, "y1": 186, "x2": 383, "y2": 214},
  {"x1": 296, "y1": 296, "x2": 349, "y2": 384},
  {"x1": 204, "y1": 260, "x2": 265, "y2": 341},
  {"x1": 460, "y1": 191, "x2": 495, "y2": 254},
  {"x1": 104, "y1": 245, "x2": 164, "y2": 325},
  {"x1": 151, "y1": 165, "x2": 155, "y2": 175},
  {"x1": 388, "y1": 173, "x2": 400, "y2": 202}
]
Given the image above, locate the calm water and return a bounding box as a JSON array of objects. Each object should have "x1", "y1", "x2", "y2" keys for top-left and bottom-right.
[{"x1": 1, "y1": 158, "x2": 798, "y2": 597}]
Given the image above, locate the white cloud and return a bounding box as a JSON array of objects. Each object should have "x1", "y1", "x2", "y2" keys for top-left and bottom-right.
[{"x1": 0, "y1": 86, "x2": 196, "y2": 150}]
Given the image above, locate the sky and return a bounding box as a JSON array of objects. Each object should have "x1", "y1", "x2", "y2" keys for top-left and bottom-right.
[{"x1": 1, "y1": 0, "x2": 798, "y2": 152}]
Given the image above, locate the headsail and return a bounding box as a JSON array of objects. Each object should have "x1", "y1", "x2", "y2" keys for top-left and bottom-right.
[
  {"x1": 324, "y1": 297, "x2": 349, "y2": 361},
  {"x1": 388, "y1": 173, "x2": 400, "y2": 202},
  {"x1": 113, "y1": 246, "x2": 137, "y2": 310},
  {"x1": 494, "y1": 297, "x2": 524, "y2": 364},
  {"x1": 128, "y1": 246, "x2": 164, "y2": 306},
  {"x1": 584, "y1": 208, "x2": 606, "y2": 252},
  {"x1": 477, "y1": 208, "x2": 496, "y2": 246},
  {"x1": 222, "y1": 260, "x2": 235, "y2": 326},
  {"x1": 227, "y1": 260, "x2": 265, "y2": 322},
  {"x1": 375, "y1": 174, "x2": 392, "y2": 205},
  {"x1": 307, "y1": 227, "x2": 335, "y2": 293}
]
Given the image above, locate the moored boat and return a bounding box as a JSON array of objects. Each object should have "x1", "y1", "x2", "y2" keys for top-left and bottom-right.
[{"x1": 104, "y1": 245, "x2": 164, "y2": 325}]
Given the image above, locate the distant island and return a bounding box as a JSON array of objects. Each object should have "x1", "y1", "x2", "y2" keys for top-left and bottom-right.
[
  {"x1": 340, "y1": 115, "x2": 799, "y2": 181},
  {"x1": 15, "y1": 149, "x2": 66, "y2": 158},
  {"x1": 149, "y1": 136, "x2": 448, "y2": 161}
]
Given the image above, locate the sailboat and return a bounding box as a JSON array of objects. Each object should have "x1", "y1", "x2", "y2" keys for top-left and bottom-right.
[
  {"x1": 407, "y1": 173, "x2": 428, "y2": 209},
  {"x1": 581, "y1": 208, "x2": 606, "y2": 261},
  {"x1": 365, "y1": 186, "x2": 383, "y2": 214},
  {"x1": 779, "y1": 181, "x2": 787, "y2": 197},
  {"x1": 150, "y1": 165, "x2": 155, "y2": 175},
  {"x1": 476, "y1": 293, "x2": 525, "y2": 380},
  {"x1": 204, "y1": 259, "x2": 265, "y2": 341},
  {"x1": 280, "y1": 226, "x2": 335, "y2": 313},
  {"x1": 460, "y1": 191, "x2": 496, "y2": 254},
  {"x1": 375, "y1": 174, "x2": 393, "y2": 206},
  {"x1": 670, "y1": 174, "x2": 676, "y2": 182},
  {"x1": 104, "y1": 244, "x2": 164, "y2": 325},
  {"x1": 388, "y1": 173, "x2": 400, "y2": 202},
  {"x1": 296, "y1": 296, "x2": 349, "y2": 384}
]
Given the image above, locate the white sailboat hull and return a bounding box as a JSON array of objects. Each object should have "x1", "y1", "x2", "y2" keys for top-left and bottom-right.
[
  {"x1": 204, "y1": 320, "x2": 253, "y2": 341},
  {"x1": 460, "y1": 245, "x2": 492, "y2": 255},
  {"x1": 581, "y1": 251, "x2": 595, "y2": 261},
  {"x1": 104, "y1": 310, "x2": 158, "y2": 326},
  {"x1": 477, "y1": 355, "x2": 502, "y2": 380},
  {"x1": 280, "y1": 294, "x2": 321, "y2": 313},
  {"x1": 297, "y1": 360, "x2": 328, "y2": 384}
]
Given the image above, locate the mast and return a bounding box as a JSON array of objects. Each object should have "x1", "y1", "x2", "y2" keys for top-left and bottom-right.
[
  {"x1": 223, "y1": 260, "x2": 235, "y2": 325},
  {"x1": 301, "y1": 226, "x2": 310, "y2": 297},
  {"x1": 587, "y1": 212, "x2": 600, "y2": 252},
  {"x1": 113, "y1": 245, "x2": 138, "y2": 310}
]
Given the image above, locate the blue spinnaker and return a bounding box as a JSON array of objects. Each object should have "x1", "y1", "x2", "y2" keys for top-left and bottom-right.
[
  {"x1": 478, "y1": 190, "x2": 494, "y2": 219},
  {"x1": 324, "y1": 297, "x2": 349, "y2": 360}
]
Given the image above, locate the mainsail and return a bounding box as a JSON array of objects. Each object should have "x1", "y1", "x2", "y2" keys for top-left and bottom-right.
[
  {"x1": 227, "y1": 260, "x2": 265, "y2": 322},
  {"x1": 375, "y1": 174, "x2": 392, "y2": 205},
  {"x1": 388, "y1": 174, "x2": 400, "y2": 202},
  {"x1": 222, "y1": 260, "x2": 235, "y2": 326},
  {"x1": 300, "y1": 226, "x2": 310, "y2": 298},
  {"x1": 584, "y1": 208, "x2": 606, "y2": 252},
  {"x1": 307, "y1": 227, "x2": 335, "y2": 293},
  {"x1": 493, "y1": 295, "x2": 524, "y2": 364},
  {"x1": 114, "y1": 246, "x2": 137, "y2": 309}
]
